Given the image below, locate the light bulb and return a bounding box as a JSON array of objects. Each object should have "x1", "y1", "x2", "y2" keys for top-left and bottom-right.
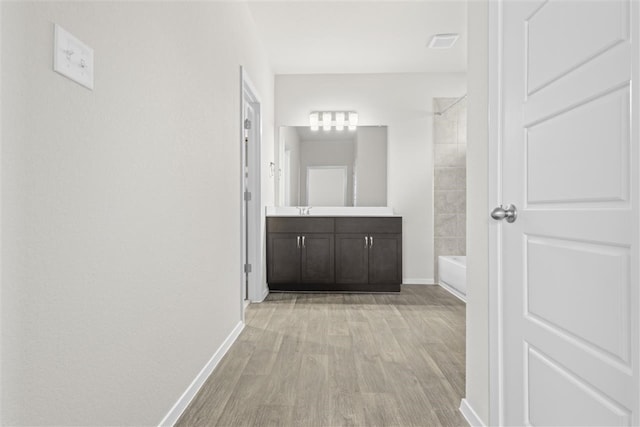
[
  {"x1": 348, "y1": 112, "x2": 358, "y2": 129},
  {"x1": 322, "y1": 112, "x2": 332, "y2": 131},
  {"x1": 309, "y1": 112, "x2": 319, "y2": 131}
]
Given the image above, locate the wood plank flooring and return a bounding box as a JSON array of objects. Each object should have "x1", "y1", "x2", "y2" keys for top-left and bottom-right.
[{"x1": 176, "y1": 285, "x2": 467, "y2": 427}]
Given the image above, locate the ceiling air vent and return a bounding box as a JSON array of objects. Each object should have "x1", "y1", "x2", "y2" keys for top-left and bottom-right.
[{"x1": 428, "y1": 33, "x2": 459, "y2": 49}]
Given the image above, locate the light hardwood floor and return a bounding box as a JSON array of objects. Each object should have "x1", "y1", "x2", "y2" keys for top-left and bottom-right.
[{"x1": 176, "y1": 285, "x2": 467, "y2": 427}]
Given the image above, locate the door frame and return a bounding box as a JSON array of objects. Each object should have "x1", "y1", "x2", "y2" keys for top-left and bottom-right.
[
  {"x1": 240, "y1": 67, "x2": 264, "y2": 310},
  {"x1": 487, "y1": 0, "x2": 504, "y2": 424}
]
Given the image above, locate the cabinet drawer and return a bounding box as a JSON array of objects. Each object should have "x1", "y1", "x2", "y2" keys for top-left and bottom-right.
[
  {"x1": 335, "y1": 217, "x2": 401, "y2": 234},
  {"x1": 266, "y1": 217, "x2": 334, "y2": 233}
]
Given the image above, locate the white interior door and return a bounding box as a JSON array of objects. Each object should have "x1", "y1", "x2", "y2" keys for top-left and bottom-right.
[
  {"x1": 496, "y1": 0, "x2": 639, "y2": 425},
  {"x1": 241, "y1": 70, "x2": 262, "y2": 303},
  {"x1": 307, "y1": 166, "x2": 347, "y2": 206}
]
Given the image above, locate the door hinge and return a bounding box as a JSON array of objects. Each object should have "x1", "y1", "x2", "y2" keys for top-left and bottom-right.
[
  {"x1": 244, "y1": 118, "x2": 252, "y2": 130},
  {"x1": 244, "y1": 263, "x2": 252, "y2": 273},
  {"x1": 244, "y1": 190, "x2": 252, "y2": 201}
]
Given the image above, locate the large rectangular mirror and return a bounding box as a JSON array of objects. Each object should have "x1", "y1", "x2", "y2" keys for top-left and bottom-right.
[{"x1": 277, "y1": 126, "x2": 387, "y2": 207}]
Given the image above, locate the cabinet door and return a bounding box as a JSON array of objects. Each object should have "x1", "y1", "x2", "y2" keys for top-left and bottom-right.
[
  {"x1": 300, "y1": 233, "x2": 334, "y2": 284},
  {"x1": 335, "y1": 233, "x2": 369, "y2": 284},
  {"x1": 368, "y1": 233, "x2": 402, "y2": 284},
  {"x1": 267, "y1": 233, "x2": 300, "y2": 284}
]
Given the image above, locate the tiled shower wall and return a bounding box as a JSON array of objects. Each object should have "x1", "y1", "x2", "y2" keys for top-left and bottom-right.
[{"x1": 433, "y1": 97, "x2": 467, "y2": 282}]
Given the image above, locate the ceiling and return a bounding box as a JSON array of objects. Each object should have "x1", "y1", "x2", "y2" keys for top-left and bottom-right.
[{"x1": 247, "y1": 1, "x2": 467, "y2": 75}]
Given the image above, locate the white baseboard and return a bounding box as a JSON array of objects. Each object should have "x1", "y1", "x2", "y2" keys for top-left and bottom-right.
[
  {"x1": 438, "y1": 282, "x2": 467, "y2": 303},
  {"x1": 459, "y1": 398, "x2": 485, "y2": 427},
  {"x1": 403, "y1": 278, "x2": 436, "y2": 285},
  {"x1": 158, "y1": 321, "x2": 245, "y2": 426}
]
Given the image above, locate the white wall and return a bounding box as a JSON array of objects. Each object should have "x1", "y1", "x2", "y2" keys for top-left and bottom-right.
[
  {"x1": 276, "y1": 73, "x2": 466, "y2": 283},
  {"x1": 465, "y1": 0, "x2": 490, "y2": 424},
  {"x1": 299, "y1": 140, "x2": 355, "y2": 206},
  {"x1": 1, "y1": 2, "x2": 274, "y2": 425},
  {"x1": 355, "y1": 126, "x2": 387, "y2": 206}
]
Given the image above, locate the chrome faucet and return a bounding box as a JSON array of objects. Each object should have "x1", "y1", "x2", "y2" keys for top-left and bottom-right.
[{"x1": 297, "y1": 206, "x2": 312, "y2": 215}]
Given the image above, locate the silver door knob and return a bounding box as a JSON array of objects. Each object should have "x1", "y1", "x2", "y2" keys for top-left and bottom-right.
[{"x1": 491, "y1": 204, "x2": 518, "y2": 223}]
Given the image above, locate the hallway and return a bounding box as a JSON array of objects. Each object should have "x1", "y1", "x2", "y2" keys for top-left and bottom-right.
[{"x1": 177, "y1": 286, "x2": 466, "y2": 426}]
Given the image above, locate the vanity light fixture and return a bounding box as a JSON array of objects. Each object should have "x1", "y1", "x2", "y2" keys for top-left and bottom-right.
[{"x1": 309, "y1": 111, "x2": 359, "y2": 131}]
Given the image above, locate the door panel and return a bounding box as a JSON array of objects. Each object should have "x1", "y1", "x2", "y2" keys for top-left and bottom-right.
[
  {"x1": 335, "y1": 233, "x2": 369, "y2": 284},
  {"x1": 368, "y1": 234, "x2": 401, "y2": 285},
  {"x1": 267, "y1": 233, "x2": 300, "y2": 284},
  {"x1": 527, "y1": 347, "x2": 631, "y2": 426},
  {"x1": 526, "y1": 0, "x2": 629, "y2": 94},
  {"x1": 301, "y1": 233, "x2": 334, "y2": 284},
  {"x1": 526, "y1": 236, "x2": 630, "y2": 363},
  {"x1": 500, "y1": 0, "x2": 638, "y2": 424},
  {"x1": 526, "y1": 86, "x2": 630, "y2": 204}
]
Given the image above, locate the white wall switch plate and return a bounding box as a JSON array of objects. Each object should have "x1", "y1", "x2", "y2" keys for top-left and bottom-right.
[{"x1": 53, "y1": 24, "x2": 94, "y2": 90}]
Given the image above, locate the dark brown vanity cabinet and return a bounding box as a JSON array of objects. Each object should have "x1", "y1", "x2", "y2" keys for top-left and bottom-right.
[
  {"x1": 267, "y1": 216, "x2": 401, "y2": 292},
  {"x1": 267, "y1": 218, "x2": 335, "y2": 289},
  {"x1": 335, "y1": 218, "x2": 402, "y2": 291}
]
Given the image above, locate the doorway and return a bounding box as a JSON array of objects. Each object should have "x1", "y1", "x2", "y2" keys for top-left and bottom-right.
[{"x1": 241, "y1": 68, "x2": 262, "y2": 304}]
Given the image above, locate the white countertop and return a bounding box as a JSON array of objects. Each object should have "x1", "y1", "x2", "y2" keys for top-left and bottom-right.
[{"x1": 265, "y1": 206, "x2": 399, "y2": 217}]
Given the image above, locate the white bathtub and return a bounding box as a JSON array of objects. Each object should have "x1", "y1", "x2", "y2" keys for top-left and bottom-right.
[{"x1": 438, "y1": 256, "x2": 466, "y2": 302}]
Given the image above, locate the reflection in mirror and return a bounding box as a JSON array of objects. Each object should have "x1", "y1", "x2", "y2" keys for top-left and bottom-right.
[
  {"x1": 277, "y1": 126, "x2": 387, "y2": 207},
  {"x1": 307, "y1": 166, "x2": 348, "y2": 206}
]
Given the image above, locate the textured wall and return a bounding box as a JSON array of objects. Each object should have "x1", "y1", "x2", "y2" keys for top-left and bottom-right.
[{"x1": 433, "y1": 97, "x2": 467, "y2": 281}]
